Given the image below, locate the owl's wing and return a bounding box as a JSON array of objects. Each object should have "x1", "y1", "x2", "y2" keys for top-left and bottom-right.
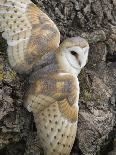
[
  {"x1": 0, "y1": 0, "x2": 60, "y2": 73},
  {"x1": 25, "y1": 93, "x2": 78, "y2": 154},
  {"x1": 25, "y1": 73, "x2": 79, "y2": 122},
  {"x1": 25, "y1": 73, "x2": 79, "y2": 154}
]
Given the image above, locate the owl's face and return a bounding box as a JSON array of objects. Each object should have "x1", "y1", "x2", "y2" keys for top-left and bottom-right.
[
  {"x1": 64, "y1": 46, "x2": 89, "y2": 69},
  {"x1": 57, "y1": 37, "x2": 89, "y2": 75}
]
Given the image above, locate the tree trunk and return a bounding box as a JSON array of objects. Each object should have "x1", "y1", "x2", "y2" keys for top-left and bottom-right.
[{"x1": 0, "y1": 0, "x2": 115, "y2": 155}]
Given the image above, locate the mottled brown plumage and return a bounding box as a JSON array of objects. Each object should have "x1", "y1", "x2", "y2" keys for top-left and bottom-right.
[
  {"x1": 25, "y1": 72, "x2": 79, "y2": 155},
  {"x1": 24, "y1": 48, "x2": 80, "y2": 155},
  {"x1": 0, "y1": 0, "x2": 89, "y2": 155},
  {"x1": 0, "y1": 0, "x2": 60, "y2": 73}
]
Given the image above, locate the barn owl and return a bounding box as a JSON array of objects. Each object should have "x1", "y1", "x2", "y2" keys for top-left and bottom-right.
[{"x1": 0, "y1": 0, "x2": 89, "y2": 155}]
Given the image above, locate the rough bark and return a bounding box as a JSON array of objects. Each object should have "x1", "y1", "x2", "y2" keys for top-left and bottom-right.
[{"x1": 0, "y1": 0, "x2": 116, "y2": 155}]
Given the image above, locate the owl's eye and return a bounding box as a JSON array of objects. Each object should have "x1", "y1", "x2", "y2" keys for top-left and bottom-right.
[
  {"x1": 70, "y1": 51, "x2": 77, "y2": 56},
  {"x1": 70, "y1": 51, "x2": 80, "y2": 65},
  {"x1": 70, "y1": 51, "x2": 79, "y2": 59}
]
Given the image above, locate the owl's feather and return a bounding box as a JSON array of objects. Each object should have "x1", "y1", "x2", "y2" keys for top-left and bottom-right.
[
  {"x1": 25, "y1": 73, "x2": 79, "y2": 111},
  {"x1": 34, "y1": 101, "x2": 77, "y2": 155},
  {"x1": 25, "y1": 73, "x2": 79, "y2": 155},
  {"x1": 0, "y1": 1, "x2": 89, "y2": 155},
  {"x1": 0, "y1": 0, "x2": 60, "y2": 73}
]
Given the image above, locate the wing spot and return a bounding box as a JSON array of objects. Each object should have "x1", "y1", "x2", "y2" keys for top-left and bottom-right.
[
  {"x1": 12, "y1": 3, "x2": 15, "y2": 6},
  {"x1": 62, "y1": 121, "x2": 64, "y2": 125},
  {"x1": 44, "y1": 125, "x2": 47, "y2": 129},
  {"x1": 10, "y1": 15, "x2": 13, "y2": 18},
  {"x1": 18, "y1": 16, "x2": 21, "y2": 18},
  {"x1": 51, "y1": 127, "x2": 54, "y2": 131},
  {"x1": 14, "y1": 10, "x2": 17, "y2": 13},
  {"x1": 54, "y1": 114, "x2": 57, "y2": 118},
  {"x1": 54, "y1": 136, "x2": 56, "y2": 139},
  {"x1": 55, "y1": 121, "x2": 58, "y2": 124},
  {"x1": 49, "y1": 120, "x2": 52, "y2": 123},
  {"x1": 58, "y1": 129, "x2": 61, "y2": 132},
  {"x1": 41, "y1": 113, "x2": 44, "y2": 116},
  {"x1": 63, "y1": 144, "x2": 65, "y2": 147},
  {"x1": 53, "y1": 149, "x2": 56, "y2": 152}
]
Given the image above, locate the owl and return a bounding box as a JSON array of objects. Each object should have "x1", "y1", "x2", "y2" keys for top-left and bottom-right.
[{"x1": 0, "y1": 0, "x2": 89, "y2": 155}]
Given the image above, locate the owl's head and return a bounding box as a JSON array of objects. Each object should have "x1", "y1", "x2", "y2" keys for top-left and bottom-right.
[{"x1": 57, "y1": 37, "x2": 89, "y2": 75}]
